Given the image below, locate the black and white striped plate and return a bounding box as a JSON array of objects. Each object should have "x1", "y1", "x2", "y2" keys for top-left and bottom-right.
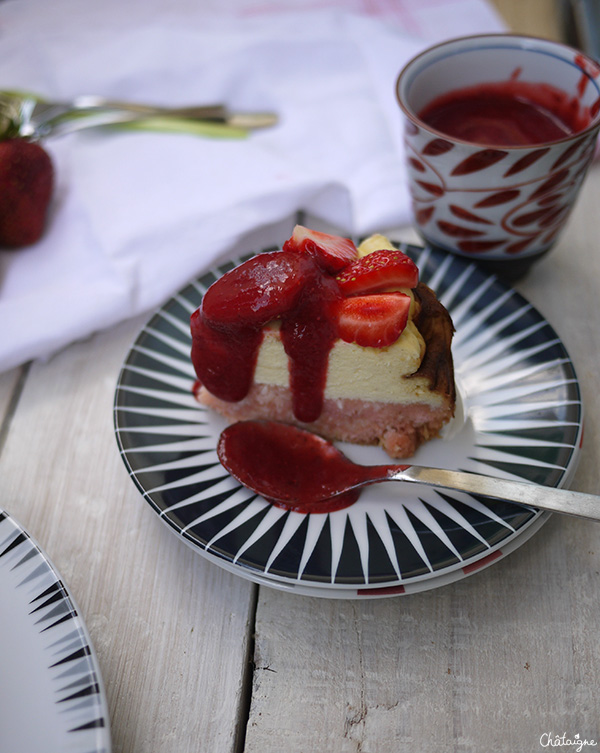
[
  {"x1": 114, "y1": 243, "x2": 583, "y2": 596},
  {"x1": 0, "y1": 508, "x2": 111, "y2": 752}
]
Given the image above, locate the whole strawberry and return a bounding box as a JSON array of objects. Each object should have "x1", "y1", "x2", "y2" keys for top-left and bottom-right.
[{"x1": 0, "y1": 138, "x2": 54, "y2": 247}]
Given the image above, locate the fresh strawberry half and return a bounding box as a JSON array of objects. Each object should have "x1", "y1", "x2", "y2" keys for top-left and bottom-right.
[
  {"x1": 283, "y1": 224, "x2": 358, "y2": 273},
  {"x1": 0, "y1": 138, "x2": 54, "y2": 248},
  {"x1": 335, "y1": 248, "x2": 419, "y2": 295},
  {"x1": 335, "y1": 292, "x2": 411, "y2": 348}
]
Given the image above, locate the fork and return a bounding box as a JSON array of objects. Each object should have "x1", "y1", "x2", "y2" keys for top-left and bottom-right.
[{"x1": 0, "y1": 90, "x2": 278, "y2": 139}]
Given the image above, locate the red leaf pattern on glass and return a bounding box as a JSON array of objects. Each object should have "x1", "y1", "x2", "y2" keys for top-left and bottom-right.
[
  {"x1": 437, "y1": 220, "x2": 485, "y2": 238},
  {"x1": 408, "y1": 157, "x2": 426, "y2": 173},
  {"x1": 537, "y1": 192, "x2": 564, "y2": 206},
  {"x1": 503, "y1": 148, "x2": 549, "y2": 177},
  {"x1": 451, "y1": 149, "x2": 508, "y2": 176},
  {"x1": 512, "y1": 207, "x2": 557, "y2": 227},
  {"x1": 551, "y1": 137, "x2": 586, "y2": 170},
  {"x1": 416, "y1": 180, "x2": 444, "y2": 196},
  {"x1": 422, "y1": 138, "x2": 454, "y2": 156},
  {"x1": 475, "y1": 189, "x2": 520, "y2": 208},
  {"x1": 449, "y1": 205, "x2": 493, "y2": 225},
  {"x1": 416, "y1": 206, "x2": 434, "y2": 225},
  {"x1": 530, "y1": 169, "x2": 569, "y2": 199},
  {"x1": 539, "y1": 205, "x2": 569, "y2": 228}
]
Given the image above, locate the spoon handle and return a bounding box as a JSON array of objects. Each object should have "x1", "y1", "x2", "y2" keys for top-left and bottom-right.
[{"x1": 393, "y1": 466, "x2": 600, "y2": 521}]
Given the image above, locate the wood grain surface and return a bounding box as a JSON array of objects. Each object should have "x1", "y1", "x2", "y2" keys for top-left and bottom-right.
[
  {"x1": 2, "y1": 166, "x2": 599, "y2": 753},
  {"x1": 2, "y1": 4, "x2": 600, "y2": 752},
  {"x1": 0, "y1": 316, "x2": 257, "y2": 753}
]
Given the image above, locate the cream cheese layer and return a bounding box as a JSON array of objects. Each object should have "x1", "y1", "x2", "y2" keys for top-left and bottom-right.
[
  {"x1": 252, "y1": 235, "x2": 441, "y2": 405},
  {"x1": 254, "y1": 320, "x2": 438, "y2": 403}
]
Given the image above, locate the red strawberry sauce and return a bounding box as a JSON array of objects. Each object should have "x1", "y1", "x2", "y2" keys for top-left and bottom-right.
[
  {"x1": 190, "y1": 250, "x2": 343, "y2": 423},
  {"x1": 418, "y1": 80, "x2": 592, "y2": 146},
  {"x1": 218, "y1": 420, "x2": 367, "y2": 514}
]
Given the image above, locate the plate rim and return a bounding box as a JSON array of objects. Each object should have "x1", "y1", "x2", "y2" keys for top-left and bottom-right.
[
  {"x1": 114, "y1": 240, "x2": 583, "y2": 594},
  {"x1": 0, "y1": 506, "x2": 112, "y2": 753}
]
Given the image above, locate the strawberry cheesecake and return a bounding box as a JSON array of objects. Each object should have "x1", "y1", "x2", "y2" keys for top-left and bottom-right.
[{"x1": 190, "y1": 226, "x2": 455, "y2": 458}]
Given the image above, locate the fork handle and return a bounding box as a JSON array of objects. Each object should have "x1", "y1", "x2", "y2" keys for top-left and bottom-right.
[{"x1": 71, "y1": 97, "x2": 228, "y2": 120}]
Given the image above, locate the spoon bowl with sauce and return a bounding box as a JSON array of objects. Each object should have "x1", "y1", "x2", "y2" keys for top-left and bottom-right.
[{"x1": 218, "y1": 420, "x2": 600, "y2": 522}]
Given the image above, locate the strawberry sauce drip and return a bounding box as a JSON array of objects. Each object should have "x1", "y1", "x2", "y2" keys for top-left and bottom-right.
[
  {"x1": 190, "y1": 250, "x2": 343, "y2": 421},
  {"x1": 419, "y1": 80, "x2": 591, "y2": 146},
  {"x1": 190, "y1": 313, "x2": 263, "y2": 402},
  {"x1": 280, "y1": 272, "x2": 341, "y2": 422}
]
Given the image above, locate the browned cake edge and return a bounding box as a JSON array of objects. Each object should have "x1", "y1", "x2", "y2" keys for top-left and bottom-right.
[{"x1": 410, "y1": 282, "x2": 456, "y2": 404}]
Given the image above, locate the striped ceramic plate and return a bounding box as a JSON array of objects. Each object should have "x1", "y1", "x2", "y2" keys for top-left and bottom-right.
[
  {"x1": 0, "y1": 507, "x2": 111, "y2": 752},
  {"x1": 114, "y1": 243, "x2": 582, "y2": 595}
]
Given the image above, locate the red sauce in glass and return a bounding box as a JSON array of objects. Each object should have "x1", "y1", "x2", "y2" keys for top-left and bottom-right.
[
  {"x1": 418, "y1": 80, "x2": 592, "y2": 146},
  {"x1": 190, "y1": 250, "x2": 343, "y2": 423}
]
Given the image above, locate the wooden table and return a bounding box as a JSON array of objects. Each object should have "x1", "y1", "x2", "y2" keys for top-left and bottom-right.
[
  {"x1": 3, "y1": 10, "x2": 600, "y2": 753},
  {"x1": 2, "y1": 162, "x2": 600, "y2": 752}
]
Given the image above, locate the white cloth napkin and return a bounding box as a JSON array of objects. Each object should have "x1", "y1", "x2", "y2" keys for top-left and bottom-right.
[{"x1": 0, "y1": 0, "x2": 505, "y2": 372}]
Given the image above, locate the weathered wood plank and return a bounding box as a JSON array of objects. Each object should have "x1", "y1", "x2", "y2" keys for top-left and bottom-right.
[
  {"x1": 245, "y1": 513, "x2": 600, "y2": 752},
  {"x1": 244, "y1": 169, "x2": 600, "y2": 752},
  {"x1": 512, "y1": 165, "x2": 600, "y2": 498},
  {"x1": 0, "y1": 317, "x2": 256, "y2": 753},
  {"x1": 0, "y1": 365, "x2": 26, "y2": 444}
]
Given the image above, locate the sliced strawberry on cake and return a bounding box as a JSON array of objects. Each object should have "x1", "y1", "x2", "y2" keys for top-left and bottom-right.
[
  {"x1": 283, "y1": 224, "x2": 358, "y2": 272},
  {"x1": 336, "y1": 249, "x2": 419, "y2": 295},
  {"x1": 336, "y1": 293, "x2": 412, "y2": 347}
]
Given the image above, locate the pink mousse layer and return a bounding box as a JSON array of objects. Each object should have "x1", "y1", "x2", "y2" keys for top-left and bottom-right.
[{"x1": 197, "y1": 383, "x2": 453, "y2": 459}]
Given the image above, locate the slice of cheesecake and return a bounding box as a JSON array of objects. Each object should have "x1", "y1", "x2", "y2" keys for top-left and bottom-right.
[{"x1": 191, "y1": 227, "x2": 455, "y2": 458}]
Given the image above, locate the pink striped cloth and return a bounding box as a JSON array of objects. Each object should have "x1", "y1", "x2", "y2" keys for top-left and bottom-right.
[
  {"x1": 225, "y1": 0, "x2": 504, "y2": 41},
  {"x1": 0, "y1": 0, "x2": 505, "y2": 372}
]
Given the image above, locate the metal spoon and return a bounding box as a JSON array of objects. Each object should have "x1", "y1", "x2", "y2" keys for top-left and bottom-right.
[
  {"x1": 0, "y1": 89, "x2": 278, "y2": 139},
  {"x1": 217, "y1": 420, "x2": 600, "y2": 520}
]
